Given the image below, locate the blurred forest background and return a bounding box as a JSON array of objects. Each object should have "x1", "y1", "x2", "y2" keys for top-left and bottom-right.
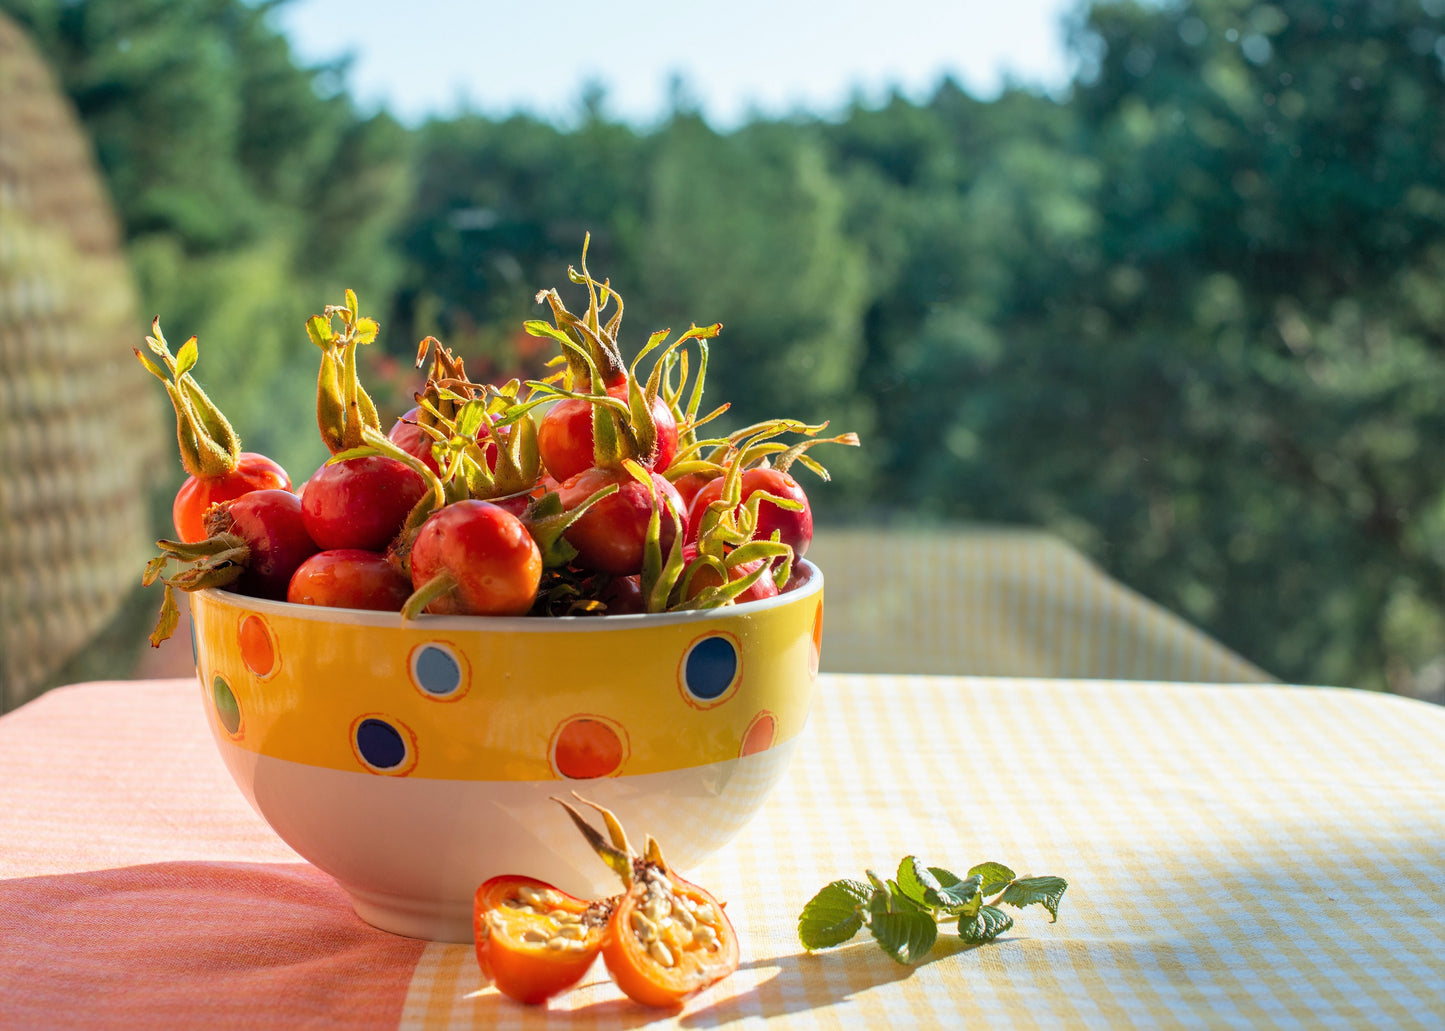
[{"x1": 4, "y1": 0, "x2": 1445, "y2": 696}]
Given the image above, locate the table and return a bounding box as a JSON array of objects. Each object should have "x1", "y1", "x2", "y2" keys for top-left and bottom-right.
[{"x1": 2, "y1": 676, "x2": 1442, "y2": 1029}]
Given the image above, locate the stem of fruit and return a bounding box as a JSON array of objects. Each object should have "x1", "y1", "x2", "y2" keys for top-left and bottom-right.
[{"x1": 401, "y1": 571, "x2": 455, "y2": 620}]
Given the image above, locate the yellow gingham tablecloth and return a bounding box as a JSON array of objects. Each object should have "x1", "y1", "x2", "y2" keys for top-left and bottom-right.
[{"x1": 2, "y1": 675, "x2": 1443, "y2": 1029}]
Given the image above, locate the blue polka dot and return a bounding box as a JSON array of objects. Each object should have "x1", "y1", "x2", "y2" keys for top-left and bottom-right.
[
  {"x1": 356, "y1": 718, "x2": 407, "y2": 769},
  {"x1": 684, "y1": 636, "x2": 739, "y2": 701},
  {"x1": 413, "y1": 644, "x2": 461, "y2": 696}
]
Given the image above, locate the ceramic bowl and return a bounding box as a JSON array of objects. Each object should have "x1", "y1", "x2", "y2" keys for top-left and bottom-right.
[{"x1": 189, "y1": 562, "x2": 823, "y2": 942}]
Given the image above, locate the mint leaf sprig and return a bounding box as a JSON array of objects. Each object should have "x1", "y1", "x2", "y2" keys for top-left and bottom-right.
[{"x1": 798, "y1": 857, "x2": 1067, "y2": 964}]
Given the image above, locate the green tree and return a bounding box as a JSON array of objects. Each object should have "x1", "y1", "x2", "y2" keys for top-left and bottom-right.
[{"x1": 2, "y1": 0, "x2": 412, "y2": 481}]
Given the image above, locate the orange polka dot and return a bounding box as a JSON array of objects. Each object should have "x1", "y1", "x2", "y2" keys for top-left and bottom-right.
[
  {"x1": 552, "y1": 717, "x2": 627, "y2": 779},
  {"x1": 239, "y1": 615, "x2": 276, "y2": 678},
  {"x1": 741, "y1": 712, "x2": 776, "y2": 757}
]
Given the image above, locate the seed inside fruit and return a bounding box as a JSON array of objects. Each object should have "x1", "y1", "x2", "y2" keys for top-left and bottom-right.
[{"x1": 630, "y1": 911, "x2": 657, "y2": 942}]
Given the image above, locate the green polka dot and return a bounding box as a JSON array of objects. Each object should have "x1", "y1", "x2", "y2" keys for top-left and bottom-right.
[{"x1": 213, "y1": 675, "x2": 240, "y2": 735}]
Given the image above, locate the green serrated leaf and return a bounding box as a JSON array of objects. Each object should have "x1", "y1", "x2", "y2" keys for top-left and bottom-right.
[
  {"x1": 895, "y1": 857, "x2": 941, "y2": 906},
  {"x1": 798, "y1": 880, "x2": 871, "y2": 950},
  {"x1": 890, "y1": 886, "x2": 930, "y2": 914},
  {"x1": 930, "y1": 874, "x2": 982, "y2": 915},
  {"x1": 999, "y1": 876, "x2": 1068, "y2": 921},
  {"x1": 353, "y1": 317, "x2": 379, "y2": 345},
  {"x1": 968, "y1": 862, "x2": 1017, "y2": 897},
  {"x1": 869, "y1": 909, "x2": 939, "y2": 965},
  {"x1": 957, "y1": 905, "x2": 1014, "y2": 945},
  {"x1": 174, "y1": 336, "x2": 199, "y2": 378}
]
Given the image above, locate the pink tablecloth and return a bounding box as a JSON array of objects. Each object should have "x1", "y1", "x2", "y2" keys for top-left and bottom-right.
[
  {"x1": 5, "y1": 675, "x2": 1445, "y2": 1029},
  {"x1": 0, "y1": 679, "x2": 423, "y2": 1029}
]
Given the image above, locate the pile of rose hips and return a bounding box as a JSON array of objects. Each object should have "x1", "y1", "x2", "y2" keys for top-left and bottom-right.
[
  {"x1": 475, "y1": 797, "x2": 740, "y2": 1008},
  {"x1": 141, "y1": 245, "x2": 856, "y2": 641}
]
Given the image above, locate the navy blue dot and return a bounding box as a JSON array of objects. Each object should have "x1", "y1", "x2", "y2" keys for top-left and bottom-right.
[
  {"x1": 356, "y1": 718, "x2": 407, "y2": 769},
  {"x1": 413, "y1": 645, "x2": 461, "y2": 696},
  {"x1": 684, "y1": 636, "x2": 739, "y2": 701}
]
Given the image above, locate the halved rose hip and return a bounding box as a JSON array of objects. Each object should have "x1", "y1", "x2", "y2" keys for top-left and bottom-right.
[{"x1": 473, "y1": 876, "x2": 610, "y2": 1005}]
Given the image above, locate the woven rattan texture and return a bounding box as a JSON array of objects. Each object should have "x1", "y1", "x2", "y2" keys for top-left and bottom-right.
[{"x1": 0, "y1": 14, "x2": 165, "y2": 710}]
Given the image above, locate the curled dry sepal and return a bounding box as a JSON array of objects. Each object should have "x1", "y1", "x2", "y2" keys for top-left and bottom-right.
[{"x1": 797, "y1": 857, "x2": 1067, "y2": 965}]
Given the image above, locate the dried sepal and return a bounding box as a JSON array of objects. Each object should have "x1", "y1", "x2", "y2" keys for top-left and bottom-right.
[{"x1": 553, "y1": 796, "x2": 633, "y2": 887}]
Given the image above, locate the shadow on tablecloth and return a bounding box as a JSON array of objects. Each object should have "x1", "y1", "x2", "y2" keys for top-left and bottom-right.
[{"x1": 0, "y1": 860, "x2": 425, "y2": 1031}]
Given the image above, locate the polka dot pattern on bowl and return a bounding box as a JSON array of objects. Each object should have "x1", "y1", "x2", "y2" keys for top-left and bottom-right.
[{"x1": 189, "y1": 573, "x2": 821, "y2": 782}]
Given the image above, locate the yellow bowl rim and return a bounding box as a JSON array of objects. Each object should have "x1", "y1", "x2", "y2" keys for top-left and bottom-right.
[{"x1": 193, "y1": 559, "x2": 822, "y2": 634}]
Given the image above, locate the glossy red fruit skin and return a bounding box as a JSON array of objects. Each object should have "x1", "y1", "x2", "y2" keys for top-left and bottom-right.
[
  {"x1": 686, "y1": 468, "x2": 813, "y2": 558},
  {"x1": 387, "y1": 409, "x2": 442, "y2": 475},
  {"x1": 301, "y1": 455, "x2": 429, "y2": 552},
  {"x1": 743, "y1": 467, "x2": 813, "y2": 558},
  {"x1": 537, "y1": 385, "x2": 677, "y2": 484},
  {"x1": 487, "y1": 489, "x2": 532, "y2": 519},
  {"x1": 409, "y1": 500, "x2": 541, "y2": 616},
  {"x1": 669, "y1": 471, "x2": 713, "y2": 512},
  {"x1": 598, "y1": 574, "x2": 646, "y2": 615},
  {"x1": 287, "y1": 549, "x2": 412, "y2": 611},
  {"x1": 557, "y1": 467, "x2": 685, "y2": 576},
  {"x1": 173, "y1": 452, "x2": 290, "y2": 544},
  {"x1": 219, "y1": 489, "x2": 318, "y2": 600}
]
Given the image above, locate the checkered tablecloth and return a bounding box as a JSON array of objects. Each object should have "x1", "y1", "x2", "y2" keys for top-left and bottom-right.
[{"x1": 2, "y1": 675, "x2": 1442, "y2": 1029}]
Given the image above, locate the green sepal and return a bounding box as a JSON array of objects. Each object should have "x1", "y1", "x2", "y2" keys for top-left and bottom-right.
[
  {"x1": 967, "y1": 862, "x2": 1017, "y2": 897},
  {"x1": 316, "y1": 350, "x2": 347, "y2": 454},
  {"x1": 999, "y1": 876, "x2": 1068, "y2": 922},
  {"x1": 524, "y1": 485, "x2": 618, "y2": 569},
  {"x1": 132, "y1": 346, "x2": 170, "y2": 383},
  {"x1": 142, "y1": 319, "x2": 242, "y2": 479},
  {"x1": 797, "y1": 879, "x2": 871, "y2": 950},
  {"x1": 352, "y1": 317, "x2": 380, "y2": 345},
  {"x1": 868, "y1": 909, "x2": 939, "y2": 965},
  {"x1": 305, "y1": 313, "x2": 334, "y2": 349},
  {"x1": 174, "y1": 336, "x2": 199, "y2": 378},
  {"x1": 958, "y1": 905, "x2": 1014, "y2": 945}
]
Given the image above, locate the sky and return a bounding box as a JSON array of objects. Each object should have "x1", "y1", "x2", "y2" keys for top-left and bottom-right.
[{"x1": 272, "y1": 0, "x2": 1081, "y2": 128}]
